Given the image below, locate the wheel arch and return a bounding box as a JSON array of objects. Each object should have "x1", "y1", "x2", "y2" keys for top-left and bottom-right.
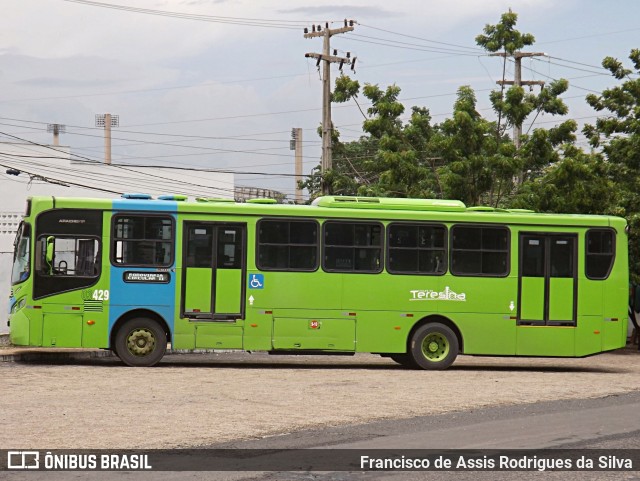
[
  {"x1": 109, "y1": 309, "x2": 171, "y2": 349},
  {"x1": 407, "y1": 315, "x2": 464, "y2": 354}
]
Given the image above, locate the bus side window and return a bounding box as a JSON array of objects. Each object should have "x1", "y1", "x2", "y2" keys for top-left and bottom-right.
[
  {"x1": 257, "y1": 219, "x2": 318, "y2": 271},
  {"x1": 450, "y1": 225, "x2": 509, "y2": 277},
  {"x1": 388, "y1": 223, "x2": 447, "y2": 275},
  {"x1": 112, "y1": 215, "x2": 174, "y2": 267},
  {"x1": 323, "y1": 222, "x2": 383, "y2": 273},
  {"x1": 586, "y1": 229, "x2": 615, "y2": 280}
]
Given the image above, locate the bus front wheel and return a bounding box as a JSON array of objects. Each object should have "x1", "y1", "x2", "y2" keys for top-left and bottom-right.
[
  {"x1": 114, "y1": 317, "x2": 167, "y2": 367},
  {"x1": 410, "y1": 323, "x2": 458, "y2": 370}
]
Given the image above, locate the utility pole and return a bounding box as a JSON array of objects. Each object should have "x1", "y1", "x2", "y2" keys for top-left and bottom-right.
[
  {"x1": 304, "y1": 19, "x2": 356, "y2": 195},
  {"x1": 290, "y1": 128, "x2": 303, "y2": 203},
  {"x1": 95, "y1": 113, "x2": 119, "y2": 165},
  {"x1": 491, "y1": 51, "x2": 545, "y2": 150},
  {"x1": 46, "y1": 124, "x2": 66, "y2": 146}
]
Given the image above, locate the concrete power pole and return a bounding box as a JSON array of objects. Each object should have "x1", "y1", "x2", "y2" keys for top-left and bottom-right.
[
  {"x1": 304, "y1": 20, "x2": 356, "y2": 195},
  {"x1": 290, "y1": 128, "x2": 303, "y2": 203},
  {"x1": 95, "y1": 113, "x2": 120, "y2": 165},
  {"x1": 491, "y1": 51, "x2": 545, "y2": 150}
]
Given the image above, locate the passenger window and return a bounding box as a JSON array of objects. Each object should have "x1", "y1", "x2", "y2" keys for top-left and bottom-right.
[
  {"x1": 323, "y1": 222, "x2": 382, "y2": 273},
  {"x1": 451, "y1": 225, "x2": 509, "y2": 276},
  {"x1": 112, "y1": 216, "x2": 174, "y2": 267},
  {"x1": 257, "y1": 220, "x2": 318, "y2": 271},
  {"x1": 388, "y1": 223, "x2": 446, "y2": 274},
  {"x1": 586, "y1": 230, "x2": 615, "y2": 280}
]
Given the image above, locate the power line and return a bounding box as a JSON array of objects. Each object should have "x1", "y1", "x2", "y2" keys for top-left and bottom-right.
[
  {"x1": 358, "y1": 23, "x2": 483, "y2": 52},
  {"x1": 0, "y1": 117, "x2": 324, "y2": 145},
  {"x1": 0, "y1": 133, "x2": 241, "y2": 196},
  {"x1": 0, "y1": 73, "x2": 309, "y2": 104},
  {"x1": 342, "y1": 34, "x2": 483, "y2": 56},
  {"x1": 537, "y1": 26, "x2": 640, "y2": 45},
  {"x1": 0, "y1": 154, "x2": 237, "y2": 197},
  {"x1": 0, "y1": 160, "x2": 122, "y2": 195},
  {"x1": 61, "y1": 0, "x2": 310, "y2": 29}
]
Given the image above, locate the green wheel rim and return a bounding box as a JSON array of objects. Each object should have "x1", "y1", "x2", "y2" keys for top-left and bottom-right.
[
  {"x1": 421, "y1": 332, "x2": 449, "y2": 362},
  {"x1": 126, "y1": 328, "x2": 156, "y2": 357}
]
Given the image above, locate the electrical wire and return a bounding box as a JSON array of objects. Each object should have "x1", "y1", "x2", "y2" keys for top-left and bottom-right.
[
  {"x1": 61, "y1": 0, "x2": 310, "y2": 29},
  {"x1": 344, "y1": 33, "x2": 485, "y2": 56},
  {"x1": 342, "y1": 34, "x2": 483, "y2": 56},
  {"x1": 358, "y1": 23, "x2": 483, "y2": 53}
]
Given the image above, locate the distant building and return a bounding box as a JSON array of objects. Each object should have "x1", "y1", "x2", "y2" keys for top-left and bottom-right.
[
  {"x1": 234, "y1": 186, "x2": 285, "y2": 203},
  {"x1": 0, "y1": 142, "x2": 235, "y2": 332}
]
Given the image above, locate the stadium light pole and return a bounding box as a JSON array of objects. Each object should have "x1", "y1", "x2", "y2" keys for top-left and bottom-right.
[
  {"x1": 46, "y1": 124, "x2": 66, "y2": 146},
  {"x1": 95, "y1": 113, "x2": 119, "y2": 165}
]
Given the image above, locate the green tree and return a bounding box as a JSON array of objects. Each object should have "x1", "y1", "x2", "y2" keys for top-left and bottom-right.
[
  {"x1": 583, "y1": 49, "x2": 640, "y2": 280},
  {"x1": 299, "y1": 130, "x2": 379, "y2": 198},
  {"x1": 511, "y1": 146, "x2": 615, "y2": 215},
  {"x1": 436, "y1": 86, "x2": 516, "y2": 206},
  {"x1": 316, "y1": 76, "x2": 440, "y2": 199},
  {"x1": 476, "y1": 10, "x2": 570, "y2": 184}
]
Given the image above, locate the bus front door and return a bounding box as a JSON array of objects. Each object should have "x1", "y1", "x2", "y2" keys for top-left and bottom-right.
[
  {"x1": 517, "y1": 233, "x2": 577, "y2": 356},
  {"x1": 182, "y1": 223, "x2": 246, "y2": 324}
]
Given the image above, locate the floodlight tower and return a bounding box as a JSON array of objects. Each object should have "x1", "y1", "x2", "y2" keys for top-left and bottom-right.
[
  {"x1": 46, "y1": 123, "x2": 66, "y2": 146},
  {"x1": 95, "y1": 113, "x2": 119, "y2": 165},
  {"x1": 290, "y1": 128, "x2": 303, "y2": 203}
]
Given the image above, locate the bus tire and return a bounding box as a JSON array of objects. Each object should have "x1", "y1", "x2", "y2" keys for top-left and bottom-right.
[
  {"x1": 114, "y1": 317, "x2": 167, "y2": 367},
  {"x1": 410, "y1": 323, "x2": 458, "y2": 370},
  {"x1": 389, "y1": 354, "x2": 418, "y2": 369}
]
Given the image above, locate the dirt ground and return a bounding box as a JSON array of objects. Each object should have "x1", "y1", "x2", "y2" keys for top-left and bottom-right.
[{"x1": 1, "y1": 348, "x2": 640, "y2": 449}]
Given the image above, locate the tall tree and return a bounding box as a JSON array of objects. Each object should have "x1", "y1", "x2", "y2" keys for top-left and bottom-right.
[
  {"x1": 584, "y1": 49, "x2": 640, "y2": 280},
  {"x1": 476, "y1": 10, "x2": 570, "y2": 184},
  {"x1": 476, "y1": 8, "x2": 535, "y2": 142},
  {"x1": 323, "y1": 76, "x2": 440, "y2": 199},
  {"x1": 510, "y1": 146, "x2": 615, "y2": 215},
  {"x1": 436, "y1": 86, "x2": 516, "y2": 206}
]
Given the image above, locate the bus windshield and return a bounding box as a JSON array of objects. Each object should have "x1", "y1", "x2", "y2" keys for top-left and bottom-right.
[{"x1": 11, "y1": 222, "x2": 30, "y2": 285}]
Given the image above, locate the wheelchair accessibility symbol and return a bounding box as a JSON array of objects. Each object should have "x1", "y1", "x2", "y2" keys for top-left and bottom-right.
[{"x1": 249, "y1": 274, "x2": 264, "y2": 289}]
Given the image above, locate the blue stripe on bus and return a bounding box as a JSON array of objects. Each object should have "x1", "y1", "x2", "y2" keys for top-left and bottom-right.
[{"x1": 108, "y1": 199, "x2": 178, "y2": 343}]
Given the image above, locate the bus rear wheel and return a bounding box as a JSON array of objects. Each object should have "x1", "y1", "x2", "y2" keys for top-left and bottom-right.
[
  {"x1": 410, "y1": 323, "x2": 458, "y2": 370},
  {"x1": 114, "y1": 317, "x2": 167, "y2": 367}
]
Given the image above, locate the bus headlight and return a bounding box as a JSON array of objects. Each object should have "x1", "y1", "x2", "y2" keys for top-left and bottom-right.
[{"x1": 10, "y1": 298, "x2": 26, "y2": 314}]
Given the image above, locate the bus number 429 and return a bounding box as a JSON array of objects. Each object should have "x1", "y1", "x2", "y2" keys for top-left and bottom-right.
[{"x1": 92, "y1": 290, "x2": 109, "y2": 301}]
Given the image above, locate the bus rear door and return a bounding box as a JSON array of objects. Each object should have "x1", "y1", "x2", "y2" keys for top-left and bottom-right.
[
  {"x1": 181, "y1": 222, "x2": 246, "y2": 348},
  {"x1": 517, "y1": 233, "x2": 577, "y2": 356}
]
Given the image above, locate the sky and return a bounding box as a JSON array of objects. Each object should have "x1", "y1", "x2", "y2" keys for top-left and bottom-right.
[{"x1": 0, "y1": 0, "x2": 639, "y2": 202}]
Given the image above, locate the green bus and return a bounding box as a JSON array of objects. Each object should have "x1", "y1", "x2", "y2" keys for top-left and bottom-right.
[{"x1": 8, "y1": 194, "x2": 628, "y2": 369}]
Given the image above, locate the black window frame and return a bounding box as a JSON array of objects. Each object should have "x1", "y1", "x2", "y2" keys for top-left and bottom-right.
[
  {"x1": 450, "y1": 224, "x2": 510, "y2": 277},
  {"x1": 111, "y1": 214, "x2": 175, "y2": 268},
  {"x1": 322, "y1": 220, "x2": 384, "y2": 274},
  {"x1": 33, "y1": 209, "x2": 104, "y2": 300},
  {"x1": 256, "y1": 218, "x2": 320, "y2": 272},
  {"x1": 585, "y1": 228, "x2": 616, "y2": 280},
  {"x1": 386, "y1": 222, "x2": 448, "y2": 276}
]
